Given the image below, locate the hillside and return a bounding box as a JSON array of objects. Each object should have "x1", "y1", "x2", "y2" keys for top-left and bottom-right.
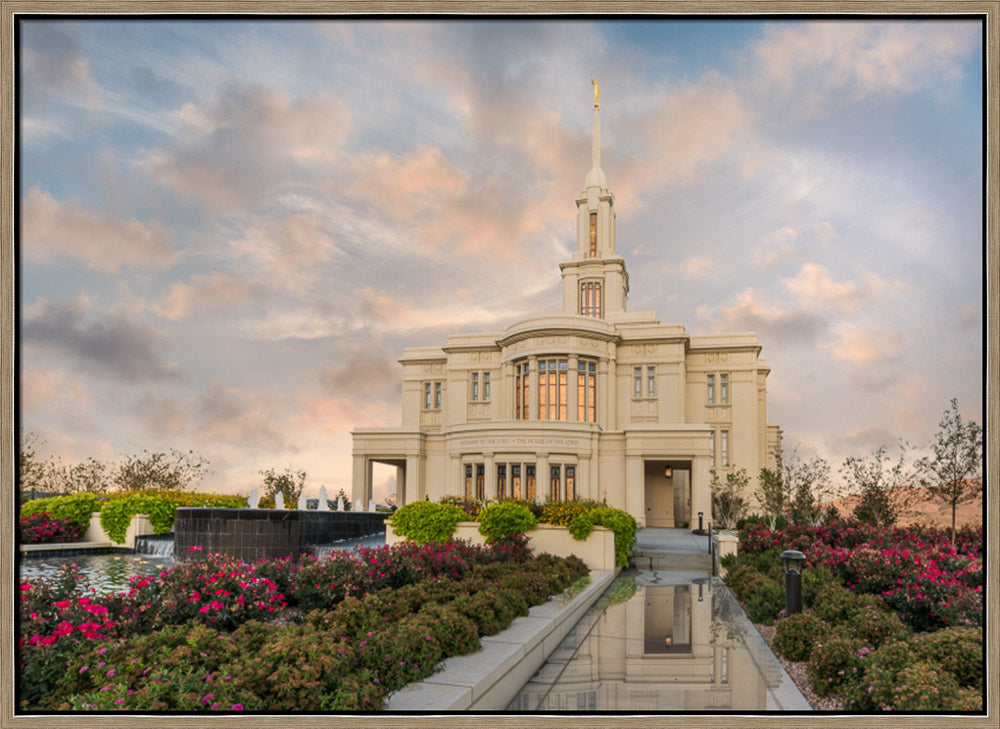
[{"x1": 823, "y1": 481, "x2": 983, "y2": 529}]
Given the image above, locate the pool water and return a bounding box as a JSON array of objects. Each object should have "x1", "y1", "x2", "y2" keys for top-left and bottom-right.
[
  {"x1": 506, "y1": 570, "x2": 809, "y2": 712},
  {"x1": 20, "y1": 532, "x2": 387, "y2": 595}
]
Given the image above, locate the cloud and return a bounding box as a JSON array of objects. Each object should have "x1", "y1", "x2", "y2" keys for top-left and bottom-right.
[
  {"x1": 350, "y1": 145, "x2": 468, "y2": 220},
  {"x1": 827, "y1": 322, "x2": 905, "y2": 366},
  {"x1": 23, "y1": 296, "x2": 181, "y2": 382},
  {"x1": 151, "y1": 272, "x2": 263, "y2": 321},
  {"x1": 21, "y1": 22, "x2": 93, "y2": 96},
  {"x1": 753, "y1": 226, "x2": 798, "y2": 269},
  {"x1": 675, "y1": 256, "x2": 714, "y2": 279},
  {"x1": 20, "y1": 368, "x2": 90, "y2": 411},
  {"x1": 143, "y1": 85, "x2": 351, "y2": 210},
  {"x1": 752, "y1": 21, "x2": 979, "y2": 114},
  {"x1": 955, "y1": 299, "x2": 981, "y2": 330},
  {"x1": 193, "y1": 382, "x2": 288, "y2": 453},
  {"x1": 783, "y1": 263, "x2": 906, "y2": 312},
  {"x1": 318, "y1": 347, "x2": 401, "y2": 403},
  {"x1": 21, "y1": 187, "x2": 179, "y2": 272},
  {"x1": 715, "y1": 288, "x2": 825, "y2": 345}
]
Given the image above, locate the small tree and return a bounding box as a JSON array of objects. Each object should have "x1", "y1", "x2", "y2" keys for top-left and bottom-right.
[
  {"x1": 915, "y1": 399, "x2": 983, "y2": 543},
  {"x1": 840, "y1": 442, "x2": 909, "y2": 527},
  {"x1": 783, "y1": 448, "x2": 835, "y2": 525},
  {"x1": 710, "y1": 467, "x2": 749, "y2": 529},
  {"x1": 18, "y1": 431, "x2": 53, "y2": 495},
  {"x1": 112, "y1": 449, "x2": 210, "y2": 492},
  {"x1": 64, "y1": 457, "x2": 109, "y2": 494},
  {"x1": 757, "y1": 461, "x2": 788, "y2": 521},
  {"x1": 260, "y1": 466, "x2": 307, "y2": 505}
]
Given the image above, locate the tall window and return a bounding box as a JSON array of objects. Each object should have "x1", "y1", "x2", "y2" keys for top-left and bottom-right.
[
  {"x1": 515, "y1": 362, "x2": 529, "y2": 419},
  {"x1": 476, "y1": 464, "x2": 485, "y2": 500},
  {"x1": 550, "y1": 465, "x2": 562, "y2": 501},
  {"x1": 497, "y1": 464, "x2": 506, "y2": 499},
  {"x1": 580, "y1": 281, "x2": 602, "y2": 317},
  {"x1": 578, "y1": 360, "x2": 597, "y2": 422},
  {"x1": 465, "y1": 464, "x2": 473, "y2": 499},
  {"x1": 424, "y1": 381, "x2": 442, "y2": 410},
  {"x1": 526, "y1": 465, "x2": 536, "y2": 501},
  {"x1": 707, "y1": 374, "x2": 715, "y2": 404},
  {"x1": 721, "y1": 430, "x2": 730, "y2": 467},
  {"x1": 589, "y1": 212, "x2": 597, "y2": 257},
  {"x1": 538, "y1": 359, "x2": 568, "y2": 420},
  {"x1": 566, "y1": 466, "x2": 576, "y2": 501},
  {"x1": 647, "y1": 366, "x2": 656, "y2": 397},
  {"x1": 511, "y1": 464, "x2": 521, "y2": 499},
  {"x1": 634, "y1": 367, "x2": 642, "y2": 398},
  {"x1": 470, "y1": 371, "x2": 491, "y2": 401},
  {"x1": 720, "y1": 373, "x2": 728, "y2": 404}
]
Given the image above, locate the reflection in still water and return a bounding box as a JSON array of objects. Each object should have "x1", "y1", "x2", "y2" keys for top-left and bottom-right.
[{"x1": 508, "y1": 572, "x2": 808, "y2": 712}]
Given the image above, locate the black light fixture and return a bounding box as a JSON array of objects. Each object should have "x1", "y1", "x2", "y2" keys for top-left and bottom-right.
[{"x1": 780, "y1": 549, "x2": 806, "y2": 615}]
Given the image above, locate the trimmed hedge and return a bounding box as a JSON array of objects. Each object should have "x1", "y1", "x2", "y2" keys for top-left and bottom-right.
[
  {"x1": 477, "y1": 501, "x2": 537, "y2": 541},
  {"x1": 20, "y1": 494, "x2": 102, "y2": 532},
  {"x1": 389, "y1": 501, "x2": 468, "y2": 543}
]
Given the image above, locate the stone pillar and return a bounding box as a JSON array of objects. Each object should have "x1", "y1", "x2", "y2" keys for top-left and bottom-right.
[
  {"x1": 450, "y1": 455, "x2": 462, "y2": 499},
  {"x1": 578, "y1": 455, "x2": 591, "y2": 501},
  {"x1": 568, "y1": 354, "x2": 579, "y2": 422},
  {"x1": 626, "y1": 455, "x2": 644, "y2": 525},
  {"x1": 484, "y1": 453, "x2": 496, "y2": 499},
  {"x1": 528, "y1": 355, "x2": 539, "y2": 420},
  {"x1": 692, "y1": 453, "x2": 714, "y2": 531},
  {"x1": 537, "y1": 452, "x2": 550, "y2": 502},
  {"x1": 606, "y1": 356, "x2": 617, "y2": 430},
  {"x1": 395, "y1": 465, "x2": 406, "y2": 506},
  {"x1": 405, "y1": 455, "x2": 422, "y2": 503},
  {"x1": 351, "y1": 454, "x2": 367, "y2": 505},
  {"x1": 502, "y1": 360, "x2": 514, "y2": 420}
]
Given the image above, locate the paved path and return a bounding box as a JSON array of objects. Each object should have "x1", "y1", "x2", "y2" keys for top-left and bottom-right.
[{"x1": 634, "y1": 527, "x2": 711, "y2": 554}]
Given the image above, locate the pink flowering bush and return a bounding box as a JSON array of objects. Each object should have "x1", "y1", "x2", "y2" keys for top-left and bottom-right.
[
  {"x1": 20, "y1": 512, "x2": 85, "y2": 544},
  {"x1": 19, "y1": 540, "x2": 588, "y2": 711}
]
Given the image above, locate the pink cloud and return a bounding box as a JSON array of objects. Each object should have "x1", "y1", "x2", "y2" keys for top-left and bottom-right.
[
  {"x1": 152, "y1": 272, "x2": 261, "y2": 321},
  {"x1": 827, "y1": 323, "x2": 904, "y2": 365},
  {"x1": 21, "y1": 187, "x2": 178, "y2": 272}
]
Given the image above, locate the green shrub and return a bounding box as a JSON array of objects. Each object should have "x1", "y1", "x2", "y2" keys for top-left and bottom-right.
[
  {"x1": 811, "y1": 583, "x2": 858, "y2": 624},
  {"x1": 388, "y1": 501, "x2": 468, "y2": 543},
  {"x1": 807, "y1": 629, "x2": 863, "y2": 697},
  {"x1": 744, "y1": 579, "x2": 785, "y2": 625},
  {"x1": 539, "y1": 499, "x2": 602, "y2": 526},
  {"x1": 851, "y1": 603, "x2": 911, "y2": 649},
  {"x1": 801, "y1": 564, "x2": 840, "y2": 608},
  {"x1": 774, "y1": 613, "x2": 828, "y2": 662},
  {"x1": 20, "y1": 493, "x2": 101, "y2": 532},
  {"x1": 723, "y1": 564, "x2": 767, "y2": 602},
  {"x1": 735, "y1": 547, "x2": 784, "y2": 581},
  {"x1": 567, "y1": 506, "x2": 637, "y2": 567},
  {"x1": 909, "y1": 626, "x2": 983, "y2": 689},
  {"x1": 477, "y1": 501, "x2": 537, "y2": 541},
  {"x1": 890, "y1": 662, "x2": 962, "y2": 710},
  {"x1": 736, "y1": 513, "x2": 788, "y2": 531}
]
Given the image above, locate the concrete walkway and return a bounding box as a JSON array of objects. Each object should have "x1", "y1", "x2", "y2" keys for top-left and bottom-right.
[{"x1": 631, "y1": 527, "x2": 713, "y2": 571}]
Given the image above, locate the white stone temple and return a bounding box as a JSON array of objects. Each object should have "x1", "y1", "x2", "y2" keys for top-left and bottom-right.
[{"x1": 351, "y1": 85, "x2": 781, "y2": 527}]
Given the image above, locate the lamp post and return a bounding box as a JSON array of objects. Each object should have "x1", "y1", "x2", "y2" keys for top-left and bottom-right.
[
  {"x1": 698, "y1": 511, "x2": 704, "y2": 532},
  {"x1": 780, "y1": 550, "x2": 806, "y2": 616}
]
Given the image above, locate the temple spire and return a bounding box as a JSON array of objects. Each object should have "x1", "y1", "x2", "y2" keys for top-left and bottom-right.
[{"x1": 585, "y1": 78, "x2": 607, "y2": 190}]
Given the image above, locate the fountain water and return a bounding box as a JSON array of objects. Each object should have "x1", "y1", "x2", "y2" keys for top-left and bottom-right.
[
  {"x1": 298, "y1": 491, "x2": 308, "y2": 510},
  {"x1": 354, "y1": 499, "x2": 363, "y2": 512},
  {"x1": 336, "y1": 496, "x2": 345, "y2": 512},
  {"x1": 369, "y1": 499, "x2": 377, "y2": 512},
  {"x1": 318, "y1": 485, "x2": 329, "y2": 511},
  {"x1": 275, "y1": 492, "x2": 285, "y2": 509},
  {"x1": 247, "y1": 488, "x2": 260, "y2": 509}
]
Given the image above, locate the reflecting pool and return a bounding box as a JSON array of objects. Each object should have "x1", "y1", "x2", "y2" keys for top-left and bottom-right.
[
  {"x1": 507, "y1": 570, "x2": 810, "y2": 712},
  {"x1": 19, "y1": 532, "x2": 387, "y2": 595}
]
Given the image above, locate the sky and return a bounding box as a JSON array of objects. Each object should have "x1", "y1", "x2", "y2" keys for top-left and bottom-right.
[{"x1": 17, "y1": 17, "x2": 985, "y2": 502}]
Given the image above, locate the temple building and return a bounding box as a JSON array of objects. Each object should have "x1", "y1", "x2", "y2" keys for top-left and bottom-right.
[{"x1": 351, "y1": 86, "x2": 782, "y2": 527}]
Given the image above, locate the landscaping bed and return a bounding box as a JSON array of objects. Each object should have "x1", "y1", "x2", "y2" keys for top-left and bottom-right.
[
  {"x1": 19, "y1": 538, "x2": 588, "y2": 711},
  {"x1": 722, "y1": 519, "x2": 983, "y2": 712}
]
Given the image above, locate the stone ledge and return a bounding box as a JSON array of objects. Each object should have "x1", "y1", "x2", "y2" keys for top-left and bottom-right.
[{"x1": 385, "y1": 568, "x2": 617, "y2": 711}]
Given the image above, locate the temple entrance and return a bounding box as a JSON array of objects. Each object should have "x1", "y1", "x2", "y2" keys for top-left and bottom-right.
[{"x1": 644, "y1": 461, "x2": 675, "y2": 527}]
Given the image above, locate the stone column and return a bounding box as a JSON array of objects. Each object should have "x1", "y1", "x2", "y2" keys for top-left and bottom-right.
[
  {"x1": 502, "y1": 360, "x2": 514, "y2": 420},
  {"x1": 484, "y1": 453, "x2": 496, "y2": 500},
  {"x1": 405, "y1": 455, "x2": 422, "y2": 503},
  {"x1": 528, "y1": 355, "x2": 539, "y2": 420},
  {"x1": 626, "y1": 455, "x2": 644, "y2": 525},
  {"x1": 395, "y1": 465, "x2": 406, "y2": 506},
  {"x1": 351, "y1": 454, "x2": 367, "y2": 505},
  {"x1": 537, "y1": 452, "x2": 550, "y2": 502},
  {"x1": 568, "y1": 354, "x2": 579, "y2": 421}
]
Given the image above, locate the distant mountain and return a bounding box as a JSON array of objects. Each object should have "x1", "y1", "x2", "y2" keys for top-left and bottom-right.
[{"x1": 823, "y1": 480, "x2": 983, "y2": 528}]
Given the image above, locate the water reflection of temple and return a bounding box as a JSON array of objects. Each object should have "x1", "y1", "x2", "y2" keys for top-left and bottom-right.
[{"x1": 509, "y1": 575, "x2": 793, "y2": 712}]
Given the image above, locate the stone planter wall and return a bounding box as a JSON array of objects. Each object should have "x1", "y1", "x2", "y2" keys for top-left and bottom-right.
[
  {"x1": 386, "y1": 521, "x2": 616, "y2": 571},
  {"x1": 83, "y1": 512, "x2": 155, "y2": 549}
]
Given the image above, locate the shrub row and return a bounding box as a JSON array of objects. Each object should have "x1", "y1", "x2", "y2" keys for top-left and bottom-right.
[
  {"x1": 19, "y1": 513, "x2": 85, "y2": 544},
  {"x1": 20, "y1": 491, "x2": 247, "y2": 544},
  {"x1": 20, "y1": 542, "x2": 588, "y2": 711},
  {"x1": 389, "y1": 498, "x2": 638, "y2": 568}
]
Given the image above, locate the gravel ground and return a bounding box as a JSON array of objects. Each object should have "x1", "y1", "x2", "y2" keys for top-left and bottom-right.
[{"x1": 754, "y1": 622, "x2": 846, "y2": 711}]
